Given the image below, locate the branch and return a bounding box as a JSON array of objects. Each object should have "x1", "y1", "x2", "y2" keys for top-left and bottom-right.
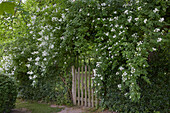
[{"x1": 58, "y1": 74, "x2": 73, "y2": 101}]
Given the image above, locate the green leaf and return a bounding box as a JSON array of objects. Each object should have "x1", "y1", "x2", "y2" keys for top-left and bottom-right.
[
  {"x1": 0, "y1": 2, "x2": 16, "y2": 15},
  {"x1": 142, "y1": 76, "x2": 151, "y2": 84}
]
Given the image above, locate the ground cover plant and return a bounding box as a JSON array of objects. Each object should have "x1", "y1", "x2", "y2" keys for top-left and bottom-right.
[
  {"x1": 15, "y1": 99, "x2": 62, "y2": 113},
  {"x1": 0, "y1": 0, "x2": 169, "y2": 112}
]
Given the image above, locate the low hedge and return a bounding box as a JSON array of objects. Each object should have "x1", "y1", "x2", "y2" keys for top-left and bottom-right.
[{"x1": 0, "y1": 74, "x2": 17, "y2": 113}]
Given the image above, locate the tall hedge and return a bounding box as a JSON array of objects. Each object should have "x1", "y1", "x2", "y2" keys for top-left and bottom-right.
[
  {"x1": 0, "y1": 0, "x2": 169, "y2": 112},
  {"x1": 64, "y1": 0, "x2": 170, "y2": 112},
  {"x1": 0, "y1": 74, "x2": 17, "y2": 113}
]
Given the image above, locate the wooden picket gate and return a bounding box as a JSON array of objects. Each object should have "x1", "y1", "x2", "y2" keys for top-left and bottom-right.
[{"x1": 72, "y1": 65, "x2": 98, "y2": 107}]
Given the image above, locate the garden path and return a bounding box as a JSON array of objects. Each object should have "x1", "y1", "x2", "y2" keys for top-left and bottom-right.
[
  {"x1": 11, "y1": 108, "x2": 31, "y2": 113},
  {"x1": 11, "y1": 105, "x2": 114, "y2": 113},
  {"x1": 51, "y1": 105, "x2": 114, "y2": 113}
]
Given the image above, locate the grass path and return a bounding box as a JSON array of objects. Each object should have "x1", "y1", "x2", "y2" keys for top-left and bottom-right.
[
  {"x1": 12, "y1": 99, "x2": 114, "y2": 113},
  {"x1": 12, "y1": 99, "x2": 62, "y2": 113}
]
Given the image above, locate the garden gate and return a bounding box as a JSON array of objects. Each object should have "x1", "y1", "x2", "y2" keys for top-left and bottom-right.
[{"x1": 72, "y1": 65, "x2": 98, "y2": 107}]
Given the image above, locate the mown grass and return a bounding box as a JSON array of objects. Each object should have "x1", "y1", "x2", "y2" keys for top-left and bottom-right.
[{"x1": 15, "y1": 99, "x2": 62, "y2": 113}]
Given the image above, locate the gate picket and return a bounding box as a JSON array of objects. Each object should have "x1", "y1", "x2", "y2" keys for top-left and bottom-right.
[{"x1": 72, "y1": 65, "x2": 98, "y2": 107}]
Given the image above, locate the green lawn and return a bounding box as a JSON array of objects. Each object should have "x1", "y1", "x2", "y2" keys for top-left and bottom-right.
[{"x1": 15, "y1": 99, "x2": 62, "y2": 113}]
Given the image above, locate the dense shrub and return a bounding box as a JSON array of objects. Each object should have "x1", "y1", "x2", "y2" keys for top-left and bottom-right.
[
  {"x1": 99, "y1": 47, "x2": 170, "y2": 113},
  {"x1": 63, "y1": 0, "x2": 170, "y2": 112},
  {"x1": 17, "y1": 76, "x2": 72, "y2": 105},
  {"x1": 0, "y1": 0, "x2": 169, "y2": 112},
  {"x1": 0, "y1": 0, "x2": 72, "y2": 105},
  {"x1": 0, "y1": 74, "x2": 17, "y2": 113}
]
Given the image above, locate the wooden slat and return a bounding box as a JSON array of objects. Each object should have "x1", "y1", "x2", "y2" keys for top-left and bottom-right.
[
  {"x1": 91, "y1": 70, "x2": 94, "y2": 107},
  {"x1": 72, "y1": 66, "x2": 76, "y2": 105},
  {"x1": 81, "y1": 66, "x2": 84, "y2": 106},
  {"x1": 77, "y1": 97, "x2": 93, "y2": 101},
  {"x1": 72, "y1": 65, "x2": 98, "y2": 107},
  {"x1": 75, "y1": 69, "x2": 77, "y2": 105},
  {"x1": 95, "y1": 82, "x2": 98, "y2": 108},
  {"x1": 85, "y1": 65, "x2": 87, "y2": 107},
  {"x1": 88, "y1": 66, "x2": 91, "y2": 107},
  {"x1": 78, "y1": 67, "x2": 80, "y2": 106}
]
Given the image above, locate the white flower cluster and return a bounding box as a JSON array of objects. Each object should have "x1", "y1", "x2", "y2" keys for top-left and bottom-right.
[
  {"x1": 131, "y1": 67, "x2": 135, "y2": 74},
  {"x1": 31, "y1": 15, "x2": 36, "y2": 24},
  {"x1": 153, "y1": 8, "x2": 159, "y2": 13},
  {"x1": 154, "y1": 28, "x2": 160, "y2": 32},
  {"x1": 122, "y1": 71, "x2": 128, "y2": 82},
  {"x1": 0, "y1": 55, "x2": 13, "y2": 72},
  {"x1": 144, "y1": 19, "x2": 147, "y2": 23},
  {"x1": 157, "y1": 38, "x2": 162, "y2": 42},
  {"x1": 27, "y1": 71, "x2": 33, "y2": 75},
  {"x1": 135, "y1": 18, "x2": 139, "y2": 21},
  {"x1": 159, "y1": 18, "x2": 164, "y2": 22},
  {"x1": 101, "y1": 3, "x2": 106, "y2": 7},
  {"x1": 96, "y1": 62, "x2": 102, "y2": 67},
  {"x1": 119, "y1": 66, "x2": 124, "y2": 71},
  {"x1": 124, "y1": 10, "x2": 128, "y2": 14},
  {"x1": 118, "y1": 84, "x2": 121, "y2": 89},
  {"x1": 137, "y1": 6, "x2": 142, "y2": 10},
  {"x1": 19, "y1": 4, "x2": 64, "y2": 83}
]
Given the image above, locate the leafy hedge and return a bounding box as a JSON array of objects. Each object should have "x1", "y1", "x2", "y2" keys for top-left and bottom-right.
[
  {"x1": 99, "y1": 47, "x2": 170, "y2": 113},
  {"x1": 0, "y1": 0, "x2": 72, "y2": 105},
  {"x1": 64, "y1": 0, "x2": 169, "y2": 112},
  {"x1": 17, "y1": 75, "x2": 72, "y2": 105},
  {"x1": 0, "y1": 0, "x2": 169, "y2": 112},
  {"x1": 0, "y1": 74, "x2": 17, "y2": 113}
]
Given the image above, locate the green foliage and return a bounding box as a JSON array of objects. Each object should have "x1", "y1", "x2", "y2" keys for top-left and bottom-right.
[
  {"x1": 1, "y1": 0, "x2": 73, "y2": 105},
  {"x1": 0, "y1": 2, "x2": 16, "y2": 15},
  {"x1": 63, "y1": 0, "x2": 169, "y2": 112},
  {"x1": 17, "y1": 76, "x2": 72, "y2": 105},
  {"x1": 0, "y1": 74, "x2": 17, "y2": 113},
  {"x1": 0, "y1": 0, "x2": 169, "y2": 112},
  {"x1": 100, "y1": 47, "x2": 169, "y2": 113}
]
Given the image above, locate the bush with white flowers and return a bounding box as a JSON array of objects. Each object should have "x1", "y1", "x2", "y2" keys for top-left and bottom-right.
[
  {"x1": 64, "y1": 0, "x2": 169, "y2": 112},
  {"x1": 0, "y1": 0, "x2": 169, "y2": 112},
  {"x1": 0, "y1": 0, "x2": 73, "y2": 104}
]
